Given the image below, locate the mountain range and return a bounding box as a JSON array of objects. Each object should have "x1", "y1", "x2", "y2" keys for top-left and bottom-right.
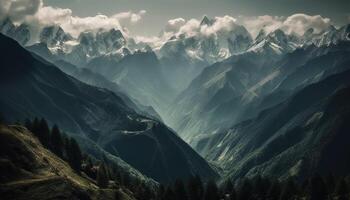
[
  {"x1": 0, "y1": 33, "x2": 218, "y2": 184},
  {"x1": 1, "y1": 14, "x2": 350, "y2": 192}
]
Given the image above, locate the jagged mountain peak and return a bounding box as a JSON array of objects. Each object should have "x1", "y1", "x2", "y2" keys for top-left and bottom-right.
[
  {"x1": 40, "y1": 25, "x2": 73, "y2": 47},
  {"x1": 200, "y1": 15, "x2": 215, "y2": 26},
  {"x1": 255, "y1": 29, "x2": 267, "y2": 42}
]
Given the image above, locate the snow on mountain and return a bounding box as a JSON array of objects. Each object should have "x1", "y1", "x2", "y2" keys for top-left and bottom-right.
[
  {"x1": 248, "y1": 29, "x2": 300, "y2": 55},
  {"x1": 0, "y1": 18, "x2": 30, "y2": 46}
]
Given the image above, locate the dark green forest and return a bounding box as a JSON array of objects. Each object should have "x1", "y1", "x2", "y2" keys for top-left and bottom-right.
[{"x1": 14, "y1": 118, "x2": 350, "y2": 200}]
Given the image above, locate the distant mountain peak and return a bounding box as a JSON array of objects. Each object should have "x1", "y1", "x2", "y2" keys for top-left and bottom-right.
[
  {"x1": 255, "y1": 29, "x2": 267, "y2": 42},
  {"x1": 200, "y1": 15, "x2": 214, "y2": 26}
]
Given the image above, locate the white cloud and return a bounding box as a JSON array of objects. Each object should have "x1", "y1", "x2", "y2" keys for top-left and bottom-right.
[
  {"x1": 0, "y1": 1, "x2": 338, "y2": 48},
  {"x1": 162, "y1": 15, "x2": 241, "y2": 38},
  {"x1": 112, "y1": 10, "x2": 146, "y2": 24},
  {"x1": 240, "y1": 14, "x2": 332, "y2": 37},
  {"x1": 31, "y1": 6, "x2": 146, "y2": 37},
  {"x1": 164, "y1": 18, "x2": 186, "y2": 32},
  {"x1": 282, "y1": 14, "x2": 331, "y2": 35},
  {"x1": 0, "y1": 0, "x2": 42, "y2": 21},
  {"x1": 239, "y1": 15, "x2": 284, "y2": 37},
  {"x1": 200, "y1": 15, "x2": 238, "y2": 36},
  {"x1": 0, "y1": 0, "x2": 147, "y2": 38}
]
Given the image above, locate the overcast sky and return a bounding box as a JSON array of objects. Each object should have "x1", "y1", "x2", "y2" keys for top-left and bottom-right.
[{"x1": 43, "y1": 0, "x2": 350, "y2": 36}]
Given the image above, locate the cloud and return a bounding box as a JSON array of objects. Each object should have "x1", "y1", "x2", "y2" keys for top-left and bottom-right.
[
  {"x1": 239, "y1": 15, "x2": 284, "y2": 37},
  {"x1": 200, "y1": 15, "x2": 238, "y2": 36},
  {"x1": 162, "y1": 15, "x2": 241, "y2": 38},
  {"x1": 240, "y1": 14, "x2": 331, "y2": 37},
  {"x1": 112, "y1": 10, "x2": 146, "y2": 24},
  {"x1": 0, "y1": 0, "x2": 147, "y2": 38},
  {"x1": 31, "y1": 6, "x2": 146, "y2": 37},
  {"x1": 0, "y1": 0, "x2": 42, "y2": 21},
  {"x1": 164, "y1": 18, "x2": 186, "y2": 32},
  {"x1": 282, "y1": 14, "x2": 331, "y2": 35}
]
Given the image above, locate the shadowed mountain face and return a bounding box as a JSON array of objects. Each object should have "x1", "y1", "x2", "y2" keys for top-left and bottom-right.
[
  {"x1": 2, "y1": 11, "x2": 350, "y2": 188},
  {"x1": 166, "y1": 40, "x2": 350, "y2": 146},
  {"x1": 0, "y1": 33, "x2": 218, "y2": 183},
  {"x1": 86, "y1": 51, "x2": 176, "y2": 120},
  {"x1": 197, "y1": 68, "x2": 350, "y2": 181}
]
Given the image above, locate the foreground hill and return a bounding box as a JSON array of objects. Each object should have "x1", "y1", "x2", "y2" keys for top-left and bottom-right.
[
  {"x1": 0, "y1": 124, "x2": 135, "y2": 200},
  {"x1": 0, "y1": 33, "x2": 218, "y2": 183}
]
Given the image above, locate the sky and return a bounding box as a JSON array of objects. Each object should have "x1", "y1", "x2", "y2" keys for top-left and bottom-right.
[
  {"x1": 43, "y1": 0, "x2": 350, "y2": 36},
  {"x1": 0, "y1": 0, "x2": 349, "y2": 43}
]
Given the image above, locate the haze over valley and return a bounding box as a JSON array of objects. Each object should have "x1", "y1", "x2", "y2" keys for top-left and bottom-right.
[{"x1": 1, "y1": 0, "x2": 350, "y2": 199}]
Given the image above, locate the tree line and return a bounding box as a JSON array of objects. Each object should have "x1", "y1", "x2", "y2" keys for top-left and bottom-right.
[
  {"x1": 23, "y1": 118, "x2": 155, "y2": 200},
  {"x1": 156, "y1": 174, "x2": 350, "y2": 200},
  {"x1": 16, "y1": 118, "x2": 350, "y2": 200},
  {"x1": 25, "y1": 118, "x2": 83, "y2": 172}
]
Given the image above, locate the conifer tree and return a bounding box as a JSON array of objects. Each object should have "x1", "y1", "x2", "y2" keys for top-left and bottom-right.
[
  {"x1": 335, "y1": 178, "x2": 349, "y2": 200},
  {"x1": 309, "y1": 174, "x2": 328, "y2": 200},
  {"x1": 173, "y1": 179, "x2": 188, "y2": 200},
  {"x1": 157, "y1": 184, "x2": 166, "y2": 200},
  {"x1": 204, "y1": 180, "x2": 220, "y2": 200},
  {"x1": 224, "y1": 179, "x2": 234, "y2": 195},
  {"x1": 188, "y1": 175, "x2": 204, "y2": 200},
  {"x1": 279, "y1": 178, "x2": 298, "y2": 200},
  {"x1": 238, "y1": 179, "x2": 253, "y2": 200},
  {"x1": 67, "y1": 137, "x2": 83, "y2": 172},
  {"x1": 50, "y1": 124, "x2": 63, "y2": 158},
  {"x1": 25, "y1": 118, "x2": 32, "y2": 130},
  {"x1": 223, "y1": 179, "x2": 236, "y2": 200},
  {"x1": 38, "y1": 118, "x2": 50, "y2": 147},
  {"x1": 267, "y1": 179, "x2": 281, "y2": 200},
  {"x1": 163, "y1": 186, "x2": 175, "y2": 200},
  {"x1": 326, "y1": 173, "x2": 336, "y2": 195},
  {"x1": 97, "y1": 162, "x2": 109, "y2": 188}
]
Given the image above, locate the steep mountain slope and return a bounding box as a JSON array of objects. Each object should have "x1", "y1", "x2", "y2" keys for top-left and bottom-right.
[
  {"x1": 0, "y1": 124, "x2": 135, "y2": 200},
  {"x1": 165, "y1": 51, "x2": 280, "y2": 143},
  {"x1": 0, "y1": 18, "x2": 30, "y2": 46},
  {"x1": 167, "y1": 38, "x2": 350, "y2": 145},
  {"x1": 198, "y1": 69, "x2": 350, "y2": 181},
  {"x1": 158, "y1": 16, "x2": 253, "y2": 91},
  {"x1": 0, "y1": 33, "x2": 218, "y2": 183},
  {"x1": 86, "y1": 51, "x2": 176, "y2": 119},
  {"x1": 27, "y1": 43, "x2": 162, "y2": 121}
]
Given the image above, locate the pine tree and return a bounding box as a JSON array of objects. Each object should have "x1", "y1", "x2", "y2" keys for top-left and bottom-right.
[
  {"x1": 267, "y1": 180, "x2": 281, "y2": 200},
  {"x1": 38, "y1": 118, "x2": 50, "y2": 147},
  {"x1": 163, "y1": 186, "x2": 175, "y2": 200},
  {"x1": 309, "y1": 174, "x2": 328, "y2": 200},
  {"x1": 204, "y1": 180, "x2": 220, "y2": 200},
  {"x1": 138, "y1": 183, "x2": 153, "y2": 200},
  {"x1": 223, "y1": 179, "x2": 236, "y2": 200},
  {"x1": 253, "y1": 175, "x2": 270, "y2": 199},
  {"x1": 50, "y1": 124, "x2": 63, "y2": 158},
  {"x1": 188, "y1": 175, "x2": 204, "y2": 200},
  {"x1": 157, "y1": 184, "x2": 166, "y2": 200},
  {"x1": 67, "y1": 137, "x2": 83, "y2": 172},
  {"x1": 279, "y1": 178, "x2": 298, "y2": 200},
  {"x1": 115, "y1": 190, "x2": 122, "y2": 200},
  {"x1": 30, "y1": 118, "x2": 40, "y2": 137},
  {"x1": 0, "y1": 113, "x2": 4, "y2": 124},
  {"x1": 335, "y1": 178, "x2": 349, "y2": 200},
  {"x1": 25, "y1": 119, "x2": 32, "y2": 130},
  {"x1": 173, "y1": 179, "x2": 188, "y2": 200},
  {"x1": 97, "y1": 162, "x2": 109, "y2": 188},
  {"x1": 326, "y1": 173, "x2": 336, "y2": 195},
  {"x1": 122, "y1": 172, "x2": 131, "y2": 188},
  {"x1": 237, "y1": 179, "x2": 253, "y2": 200},
  {"x1": 224, "y1": 179, "x2": 234, "y2": 195}
]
